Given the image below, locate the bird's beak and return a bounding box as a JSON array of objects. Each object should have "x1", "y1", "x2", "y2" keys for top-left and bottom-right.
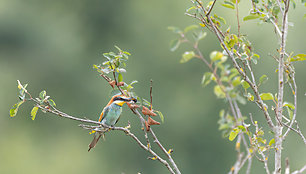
[{"x1": 128, "y1": 97, "x2": 137, "y2": 103}]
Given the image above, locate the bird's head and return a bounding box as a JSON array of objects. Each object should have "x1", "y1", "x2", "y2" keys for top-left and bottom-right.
[{"x1": 110, "y1": 95, "x2": 137, "y2": 106}]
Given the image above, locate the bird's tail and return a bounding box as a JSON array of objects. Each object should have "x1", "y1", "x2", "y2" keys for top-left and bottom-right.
[{"x1": 88, "y1": 133, "x2": 104, "y2": 152}]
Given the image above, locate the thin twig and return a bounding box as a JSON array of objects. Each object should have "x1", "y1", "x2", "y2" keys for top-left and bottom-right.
[{"x1": 292, "y1": 164, "x2": 306, "y2": 174}]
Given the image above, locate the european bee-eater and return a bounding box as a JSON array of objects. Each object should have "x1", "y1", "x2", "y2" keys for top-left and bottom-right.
[{"x1": 88, "y1": 94, "x2": 136, "y2": 151}]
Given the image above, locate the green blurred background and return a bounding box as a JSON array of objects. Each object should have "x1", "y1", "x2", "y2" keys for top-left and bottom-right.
[{"x1": 1, "y1": 0, "x2": 306, "y2": 173}]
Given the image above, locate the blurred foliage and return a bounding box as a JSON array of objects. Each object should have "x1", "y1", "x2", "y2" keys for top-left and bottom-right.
[{"x1": 1, "y1": 0, "x2": 306, "y2": 174}]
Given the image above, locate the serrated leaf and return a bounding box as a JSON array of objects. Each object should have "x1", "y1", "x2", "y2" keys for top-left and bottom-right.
[
  {"x1": 184, "y1": 25, "x2": 198, "y2": 33},
  {"x1": 31, "y1": 106, "x2": 39, "y2": 120},
  {"x1": 169, "y1": 39, "x2": 180, "y2": 52},
  {"x1": 39, "y1": 90, "x2": 46, "y2": 100},
  {"x1": 10, "y1": 101, "x2": 24, "y2": 117},
  {"x1": 260, "y1": 93, "x2": 274, "y2": 100},
  {"x1": 155, "y1": 110, "x2": 164, "y2": 123},
  {"x1": 180, "y1": 51, "x2": 196, "y2": 63},
  {"x1": 259, "y1": 75, "x2": 268, "y2": 85},
  {"x1": 243, "y1": 14, "x2": 260, "y2": 21}
]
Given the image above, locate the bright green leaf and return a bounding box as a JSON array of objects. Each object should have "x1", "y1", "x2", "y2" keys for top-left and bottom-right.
[
  {"x1": 269, "y1": 138, "x2": 275, "y2": 146},
  {"x1": 243, "y1": 14, "x2": 260, "y2": 21},
  {"x1": 260, "y1": 93, "x2": 274, "y2": 100},
  {"x1": 232, "y1": 76, "x2": 241, "y2": 87},
  {"x1": 283, "y1": 102, "x2": 295, "y2": 110},
  {"x1": 118, "y1": 73, "x2": 123, "y2": 82},
  {"x1": 247, "y1": 93, "x2": 254, "y2": 101},
  {"x1": 214, "y1": 14, "x2": 226, "y2": 24},
  {"x1": 241, "y1": 80, "x2": 250, "y2": 89},
  {"x1": 10, "y1": 101, "x2": 24, "y2": 117},
  {"x1": 180, "y1": 51, "x2": 196, "y2": 63},
  {"x1": 169, "y1": 39, "x2": 180, "y2": 52},
  {"x1": 229, "y1": 128, "x2": 240, "y2": 141},
  {"x1": 31, "y1": 106, "x2": 39, "y2": 120},
  {"x1": 290, "y1": 54, "x2": 306, "y2": 62},
  {"x1": 222, "y1": 1, "x2": 235, "y2": 9}
]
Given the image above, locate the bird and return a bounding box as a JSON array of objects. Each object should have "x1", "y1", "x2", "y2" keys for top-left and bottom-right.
[{"x1": 88, "y1": 94, "x2": 137, "y2": 151}]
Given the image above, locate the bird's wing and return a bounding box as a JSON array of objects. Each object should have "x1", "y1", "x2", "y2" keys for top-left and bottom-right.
[{"x1": 98, "y1": 106, "x2": 110, "y2": 122}]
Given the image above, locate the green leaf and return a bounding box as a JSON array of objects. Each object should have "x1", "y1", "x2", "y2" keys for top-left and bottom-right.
[
  {"x1": 39, "y1": 90, "x2": 46, "y2": 100},
  {"x1": 210, "y1": 51, "x2": 224, "y2": 62},
  {"x1": 269, "y1": 138, "x2": 275, "y2": 146},
  {"x1": 241, "y1": 80, "x2": 250, "y2": 89},
  {"x1": 260, "y1": 93, "x2": 274, "y2": 100},
  {"x1": 214, "y1": 85, "x2": 226, "y2": 98},
  {"x1": 142, "y1": 98, "x2": 152, "y2": 108},
  {"x1": 222, "y1": 1, "x2": 235, "y2": 9},
  {"x1": 118, "y1": 73, "x2": 123, "y2": 82},
  {"x1": 10, "y1": 101, "x2": 24, "y2": 117},
  {"x1": 48, "y1": 99, "x2": 56, "y2": 107},
  {"x1": 169, "y1": 39, "x2": 180, "y2": 52},
  {"x1": 290, "y1": 54, "x2": 306, "y2": 62},
  {"x1": 168, "y1": 26, "x2": 182, "y2": 34},
  {"x1": 214, "y1": 14, "x2": 226, "y2": 24},
  {"x1": 180, "y1": 51, "x2": 196, "y2": 63},
  {"x1": 114, "y1": 45, "x2": 122, "y2": 52},
  {"x1": 232, "y1": 76, "x2": 241, "y2": 87},
  {"x1": 184, "y1": 25, "x2": 198, "y2": 33},
  {"x1": 155, "y1": 110, "x2": 164, "y2": 123},
  {"x1": 247, "y1": 93, "x2": 254, "y2": 101},
  {"x1": 31, "y1": 106, "x2": 39, "y2": 120},
  {"x1": 201, "y1": 72, "x2": 213, "y2": 87},
  {"x1": 229, "y1": 128, "x2": 240, "y2": 141},
  {"x1": 259, "y1": 75, "x2": 268, "y2": 85},
  {"x1": 283, "y1": 102, "x2": 295, "y2": 110},
  {"x1": 243, "y1": 14, "x2": 260, "y2": 21},
  {"x1": 287, "y1": 107, "x2": 293, "y2": 120},
  {"x1": 195, "y1": 31, "x2": 207, "y2": 42}
]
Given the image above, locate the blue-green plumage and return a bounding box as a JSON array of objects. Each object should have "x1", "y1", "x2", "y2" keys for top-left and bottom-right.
[
  {"x1": 101, "y1": 103, "x2": 122, "y2": 126},
  {"x1": 88, "y1": 95, "x2": 137, "y2": 151}
]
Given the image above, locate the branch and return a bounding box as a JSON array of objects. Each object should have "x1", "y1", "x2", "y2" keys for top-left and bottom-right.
[
  {"x1": 292, "y1": 164, "x2": 306, "y2": 174},
  {"x1": 35, "y1": 102, "x2": 176, "y2": 174}
]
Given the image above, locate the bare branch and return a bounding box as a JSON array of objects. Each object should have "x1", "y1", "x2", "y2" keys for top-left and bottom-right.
[{"x1": 292, "y1": 164, "x2": 306, "y2": 174}]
